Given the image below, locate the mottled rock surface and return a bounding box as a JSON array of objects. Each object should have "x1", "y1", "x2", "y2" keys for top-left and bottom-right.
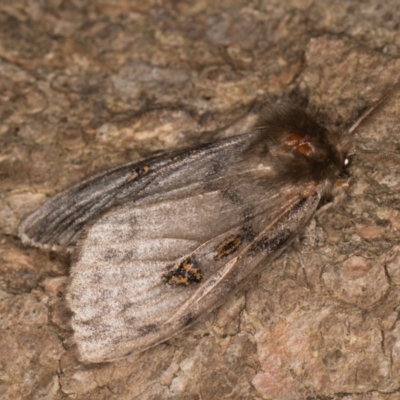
[{"x1": 1, "y1": 1, "x2": 400, "y2": 399}]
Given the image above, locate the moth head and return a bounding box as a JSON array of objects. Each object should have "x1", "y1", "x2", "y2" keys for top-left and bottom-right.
[{"x1": 254, "y1": 105, "x2": 345, "y2": 186}]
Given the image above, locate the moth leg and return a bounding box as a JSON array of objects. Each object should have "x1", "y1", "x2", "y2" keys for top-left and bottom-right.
[
  {"x1": 293, "y1": 238, "x2": 311, "y2": 288},
  {"x1": 315, "y1": 178, "x2": 351, "y2": 218}
]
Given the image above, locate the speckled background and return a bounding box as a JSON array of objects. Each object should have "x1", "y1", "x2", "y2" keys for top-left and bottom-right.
[{"x1": 1, "y1": 1, "x2": 400, "y2": 399}]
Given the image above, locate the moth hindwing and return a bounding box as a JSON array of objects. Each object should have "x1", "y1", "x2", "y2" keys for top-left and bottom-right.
[{"x1": 19, "y1": 86, "x2": 398, "y2": 363}]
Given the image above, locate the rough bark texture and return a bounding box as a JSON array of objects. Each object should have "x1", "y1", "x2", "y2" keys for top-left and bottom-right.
[{"x1": 1, "y1": 1, "x2": 400, "y2": 399}]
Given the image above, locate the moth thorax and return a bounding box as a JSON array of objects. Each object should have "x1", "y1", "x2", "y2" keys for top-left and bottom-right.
[{"x1": 282, "y1": 133, "x2": 314, "y2": 156}]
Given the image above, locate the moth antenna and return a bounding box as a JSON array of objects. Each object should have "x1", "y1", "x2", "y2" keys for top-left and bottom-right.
[
  {"x1": 348, "y1": 81, "x2": 400, "y2": 134},
  {"x1": 355, "y1": 149, "x2": 400, "y2": 162}
]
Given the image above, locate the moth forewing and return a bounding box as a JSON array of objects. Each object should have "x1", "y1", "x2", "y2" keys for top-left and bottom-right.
[{"x1": 18, "y1": 133, "x2": 254, "y2": 251}]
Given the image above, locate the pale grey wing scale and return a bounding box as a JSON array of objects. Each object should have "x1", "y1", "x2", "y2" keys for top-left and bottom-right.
[
  {"x1": 69, "y1": 179, "x2": 321, "y2": 363},
  {"x1": 18, "y1": 134, "x2": 251, "y2": 251}
]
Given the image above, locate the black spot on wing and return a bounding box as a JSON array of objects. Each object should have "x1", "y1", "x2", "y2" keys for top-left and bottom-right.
[
  {"x1": 122, "y1": 302, "x2": 135, "y2": 312},
  {"x1": 211, "y1": 160, "x2": 224, "y2": 174},
  {"x1": 215, "y1": 235, "x2": 242, "y2": 260},
  {"x1": 138, "y1": 324, "x2": 158, "y2": 336},
  {"x1": 103, "y1": 248, "x2": 118, "y2": 262},
  {"x1": 221, "y1": 188, "x2": 241, "y2": 204},
  {"x1": 238, "y1": 208, "x2": 258, "y2": 242},
  {"x1": 293, "y1": 197, "x2": 308, "y2": 211},
  {"x1": 180, "y1": 313, "x2": 194, "y2": 327},
  {"x1": 126, "y1": 165, "x2": 150, "y2": 183},
  {"x1": 120, "y1": 250, "x2": 135, "y2": 263},
  {"x1": 240, "y1": 223, "x2": 256, "y2": 242},
  {"x1": 137, "y1": 165, "x2": 150, "y2": 176},
  {"x1": 124, "y1": 316, "x2": 136, "y2": 325},
  {"x1": 109, "y1": 332, "x2": 130, "y2": 346},
  {"x1": 163, "y1": 258, "x2": 202, "y2": 286}
]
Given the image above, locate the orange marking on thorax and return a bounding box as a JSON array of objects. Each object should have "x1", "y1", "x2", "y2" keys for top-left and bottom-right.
[
  {"x1": 334, "y1": 178, "x2": 350, "y2": 188},
  {"x1": 284, "y1": 133, "x2": 313, "y2": 156}
]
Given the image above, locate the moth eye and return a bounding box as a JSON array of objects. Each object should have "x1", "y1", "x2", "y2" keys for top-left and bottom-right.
[{"x1": 343, "y1": 156, "x2": 352, "y2": 169}]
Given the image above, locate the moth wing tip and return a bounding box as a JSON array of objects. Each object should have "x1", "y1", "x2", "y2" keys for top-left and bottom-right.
[
  {"x1": 18, "y1": 230, "x2": 42, "y2": 248},
  {"x1": 18, "y1": 217, "x2": 42, "y2": 246},
  {"x1": 18, "y1": 230, "x2": 68, "y2": 253}
]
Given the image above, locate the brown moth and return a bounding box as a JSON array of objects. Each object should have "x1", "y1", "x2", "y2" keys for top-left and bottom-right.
[{"x1": 19, "y1": 84, "x2": 399, "y2": 363}]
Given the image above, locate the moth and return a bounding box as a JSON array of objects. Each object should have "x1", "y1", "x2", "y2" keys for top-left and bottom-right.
[{"x1": 19, "y1": 84, "x2": 399, "y2": 364}]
